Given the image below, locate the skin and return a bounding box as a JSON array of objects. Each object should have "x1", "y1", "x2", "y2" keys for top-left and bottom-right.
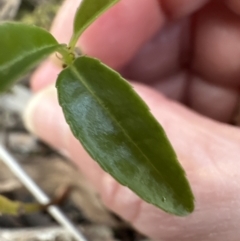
[{"x1": 24, "y1": 0, "x2": 240, "y2": 240}]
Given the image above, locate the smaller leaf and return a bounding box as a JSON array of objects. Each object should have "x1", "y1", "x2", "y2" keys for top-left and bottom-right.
[
  {"x1": 0, "y1": 22, "x2": 62, "y2": 92},
  {"x1": 69, "y1": 0, "x2": 119, "y2": 48},
  {"x1": 0, "y1": 195, "x2": 40, "y2": 215}
]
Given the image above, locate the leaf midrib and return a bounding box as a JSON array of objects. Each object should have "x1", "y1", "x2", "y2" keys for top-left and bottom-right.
[{"x1": 70, "y1": 64, "x2": 170, "y2": 187}]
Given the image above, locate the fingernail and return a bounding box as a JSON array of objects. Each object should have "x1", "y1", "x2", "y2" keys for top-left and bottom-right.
[{"x1": 23, "y1": 85, "x2": 57, "y2": 134}]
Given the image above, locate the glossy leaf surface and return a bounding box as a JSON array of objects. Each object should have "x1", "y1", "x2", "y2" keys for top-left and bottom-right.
[
  {"x1": 0, "y1": 22, "x2": 61, "y2": 92},
  {"x1": 70, "y1": 0, "x2": 119, "y2": 47},
  {"x1": 56, "y1": 56, "x2": 194, "y2": 216},
  {"x1": 0, "y1": 195, "x2": 40, "y2": 215}
]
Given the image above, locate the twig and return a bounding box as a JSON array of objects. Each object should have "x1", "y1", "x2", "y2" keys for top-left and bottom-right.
[{"x1": 0, "y1": 144, "x2": 88, "y2": 241}]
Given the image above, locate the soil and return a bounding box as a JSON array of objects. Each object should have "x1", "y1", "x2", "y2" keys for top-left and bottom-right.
[{"x1": 0, "y1": 1, "x2": 150, "y2": 240}]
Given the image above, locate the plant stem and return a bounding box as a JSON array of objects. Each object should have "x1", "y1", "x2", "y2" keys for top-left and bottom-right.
[
  {"x1": 57, "y1": 44, "x2": 75, "y2": 66},
  {"x1": 68, "y1": 35, "x2": 79, "y2": 53}
]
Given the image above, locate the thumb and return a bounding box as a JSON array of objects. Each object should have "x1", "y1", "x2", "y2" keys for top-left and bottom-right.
[{"x1": 24, "y1": 84, "x2": 240, "y2": 241}]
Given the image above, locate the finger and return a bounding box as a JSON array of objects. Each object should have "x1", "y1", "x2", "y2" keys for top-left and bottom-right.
[
  {"x1": 187, "y1": 1, "x2": 240, "y2": 122},
  {"x1": 192, "y1": 1, "x2": 240, "y2": 86},
  {"x1": 120, "y1": 19, "x2": 190, "y2": 84},
  {"x1": 31, "y1": 60, "x2": 61, "y2": 92},
  {"x1": 24, "y1": 84, "x2": 240, "y2": 241},
  {"x1": 187, "y1": 76, "x2": 239, "y2": 122},
  {"x1": 224, "y1": 0, "x2": 240, "y2": 15},
  {"x1": 122, "y1": 0, "x2": 210, "y2": 85},
  {"x1": 161, "y1": 0, "x2": 209, "y2": 19}
]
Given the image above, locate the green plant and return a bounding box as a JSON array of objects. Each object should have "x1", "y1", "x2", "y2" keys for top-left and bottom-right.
[
  {"x1": 0, "y1": 0, "x2": 194, "y2": 216},
  {"x1": 0, "y1": 194, "x2": 41, "y2": 215}
]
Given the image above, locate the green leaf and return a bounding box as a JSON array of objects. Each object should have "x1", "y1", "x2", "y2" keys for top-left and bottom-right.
[
  {"x1": 56, "y1": 56, "x2": 194, "y2": 216},
  {"x1": 0, "y1": 194, "x2": 41, "y2": 215},
  {"x1": 69, "y1": 0, "x2": 119, "y2": 49},
  {"x1": 0, "y1": 22, "x2": 61, "y2": 92}
]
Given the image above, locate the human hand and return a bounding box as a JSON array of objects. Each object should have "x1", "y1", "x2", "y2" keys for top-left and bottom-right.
[{"x1": 24, "y1": 0, "x2": 240, "y2": 240}]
